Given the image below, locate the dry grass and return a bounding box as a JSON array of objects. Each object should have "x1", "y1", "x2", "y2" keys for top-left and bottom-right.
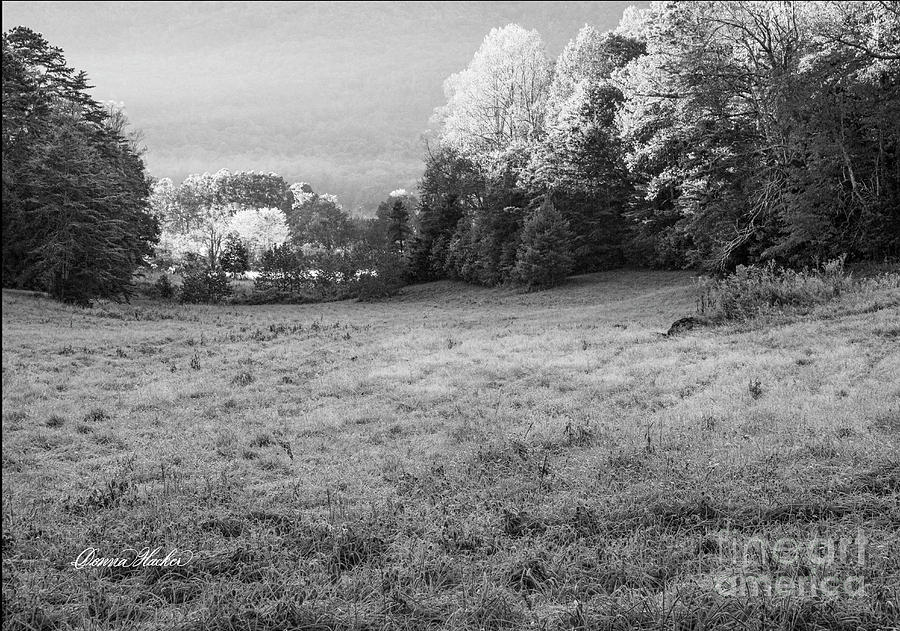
[{"x1": 2, "y1": 269, "x2": 899, "y2": 630}]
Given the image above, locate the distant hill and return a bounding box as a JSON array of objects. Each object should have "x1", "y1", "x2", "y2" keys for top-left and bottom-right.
[{"x1": 1, "y1": 1, "x2": 642, "y2": 214}]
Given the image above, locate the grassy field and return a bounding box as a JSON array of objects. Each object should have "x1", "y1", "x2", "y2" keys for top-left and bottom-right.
[{"x1": 2, "y1": 269, "x2": 899, "y2": 630}]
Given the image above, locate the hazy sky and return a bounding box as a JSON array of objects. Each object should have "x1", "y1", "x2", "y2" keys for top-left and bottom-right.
[{"x1": 2, "y1": 1, "x2": 643, "y2": 212}]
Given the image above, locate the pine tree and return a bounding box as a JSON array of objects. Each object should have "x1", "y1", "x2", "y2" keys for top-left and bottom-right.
[
  {"x1": 220, "y1": 233, "x2": 250, "y2": 278},
  {"x1": 386, "y1": 198, "x2": 411, "y2": 253},
  {"x1": 512, "y1": 198, "x2": 574, "y2": 290}
]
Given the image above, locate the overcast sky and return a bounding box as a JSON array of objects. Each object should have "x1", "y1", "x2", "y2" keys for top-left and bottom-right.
[{"x1": 2, "y1": 1, "x2": 643, "y2": 212}]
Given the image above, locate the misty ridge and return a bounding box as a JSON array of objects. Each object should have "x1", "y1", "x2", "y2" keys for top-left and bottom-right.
[{"x1": 2, "y1": 2, "x2": 900, "y2": 630}]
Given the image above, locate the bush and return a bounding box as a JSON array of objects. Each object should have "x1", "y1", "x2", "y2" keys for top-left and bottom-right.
[
  {"x1": 695, "y1": 255, "x2": 890, "y2": 321},
  {"x1": 356, "y1": 250, "x2": 407, "y2": 301},
  {"x1": 153, "y1": 274, "x2": 175, "y2": 299},
  {"x1": 512, "y1": 199, "x2": 574, "y2": 290},
  {"x1": 180, "y1": 255, "x2": 232, "y2": 304},
  {"x1": 254, "y1": 245, "x2": 311, "y2": 294},
  {"x1": 312, "y1": 250, "x2": 358, "y2": 298},
  {"x1": 248, "y1": 244, "x2": 407, "y2": 303}
]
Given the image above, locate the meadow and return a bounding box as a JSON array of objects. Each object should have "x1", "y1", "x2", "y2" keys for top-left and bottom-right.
[{"x1": 2, "y1": 269, "x2": 899, "y2": 630}]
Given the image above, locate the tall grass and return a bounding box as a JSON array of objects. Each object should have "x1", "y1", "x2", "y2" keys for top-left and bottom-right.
[{"x1": 697, "y1": 257, "x2": 900, "y2": 321}]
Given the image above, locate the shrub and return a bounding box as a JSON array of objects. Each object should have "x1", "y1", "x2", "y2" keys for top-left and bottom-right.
[
  {"x1": 249, "y1": 244, "x2": 407, "y2": 303},
  {"x1": 312, "y1": 249, "x2": 358, "y2": 298},
  {"x1": 180, "y1": 254, "x2": 232, "y2": 304},
  {"x1": 254, "y1": 245, "x2": 311, "y2": 294},
  {"x1": 356, "y1": 273, "x2": 399, "y2": 301},
  {"x1": 696, "y1": 256, "x2": 898, "y2": 321},
  {"x1": 153, "y1": 274, "x2": 175, "y2": 299},
  {"x1": 356, "y1": 249, "x2": 406, "y2": 301}
]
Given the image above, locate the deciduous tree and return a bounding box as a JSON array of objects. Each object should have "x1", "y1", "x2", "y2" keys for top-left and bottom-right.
[{"x1": 436, "y1": 24, "x2": 552, "y2": 168}]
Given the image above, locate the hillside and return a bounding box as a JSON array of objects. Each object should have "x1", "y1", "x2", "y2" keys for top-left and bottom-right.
[{"x1": 3, "y1": 270, "x2": 898, "y2": 629}]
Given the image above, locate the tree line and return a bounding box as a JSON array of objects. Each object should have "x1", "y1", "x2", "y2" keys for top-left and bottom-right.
[
  {"x1": 406, "y1": 1, "x2": 899, "y2": 288},
  {"x1": 1, "y1": 22, "x2": 414, "y2": 304},
  {"x1": 3, "y1": 2, "x2": 898, "y2": 304},
  {"x1": 147, "y1": 171, "x2": 415, "y2": 301}
]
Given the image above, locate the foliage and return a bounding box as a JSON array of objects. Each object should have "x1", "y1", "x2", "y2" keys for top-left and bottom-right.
[
  {"x1": 13, "y1": 5, "x2": 897, "y2": 307},
  {"x1": 523, "y1": 28, "x2": 644, "y2": 272},
  {"x1": 512, "y1": 198, "x2": 574, "y2": 289},
  {"x1": 374, "y1": 194, "x2": 414, "y2": 254},
  {"x1": 410, "y1": 148, "x2": 532, "y2": 288},
  {"x1": 308, "y1": 249, "x2": 361, "y2": 299},
  {"x1": 153, "y1": 274, "x2": 175, "y2": 299},
  {"x1": 617, "y1": 1, "x2": 900, "y2": 269},
  {"x1": 419, "y1": 23, "x2": 645, "y2": 287},
  {"x1": 179, "y1": 254, "x2": 232, "y2": 303},
  {"x1": 254, "y1": 245, "x2": 311, "y2": 295},
  {"x1": 356, "y1": 261, "x2": 405, "y2": 301},
  {"x1": 227, "y1": 207, "x2": 290, "y2": 260},
  {"x1": 408, "y1": 148, "x2": 484, "y2": 283},
  {"x1": 220, "y1": 234, "x2": 250, "y2": 277},
  {"x1": 436, "y1": 24, "x2": 552, "y2": 167},
  {"x1": 286, "y1": 183, "x2": 353, "y2": 251},
  {"x1": 419, "y1": 4, "x2": 899, "y2": 285},
  {"x1": 150, "y1": 170, "x2": 292, "y2": 269},
  {"x1": 2, "y1": 27, "x2": 159, "y2": 304},
  {"x1": 250, "y1": 242, "x2": 406, "y2": 303},
  {"x1": 544, "y1": 27, "x2": 645, "y2": 123},
  {"x1": 696, "y1": 256, "x2": 899, "y2": 322},
  {"x1": 442, "y1": 168, "x2": 528, "y2": 287}
]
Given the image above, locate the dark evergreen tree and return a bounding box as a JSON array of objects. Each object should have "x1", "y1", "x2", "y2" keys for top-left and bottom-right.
[
  {"x1": 386, "y1": 198, "x2": 411, "y2": 253},
  {"x1": 512, "y1": 198, "x2": 574, "y2": 290},
  {"x1": 408, "y1": 147, "x2": 483, "y2": 281},
  {"x1": 179, "y1": 253, "x2": 232, "y2": 303},
  {"x1": 220, "y1": 233, "x2": 250, "y2": 277},
  {"x1": 2, "y1": 27, "x2": 158, "y2": 303}
]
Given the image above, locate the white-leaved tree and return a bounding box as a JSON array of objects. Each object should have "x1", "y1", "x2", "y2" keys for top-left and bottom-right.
[
  {"x1": 228, "y1": 207, "x2": 290, "y2": 258},
  {"x1": 436, "y1": 24, "x2": 552, "y2": 167},
  {"x1": 544, "y1": 25, "x2": 643, "y2": 125},
  {"x1": 150, "y1": 170, "x2": 292, "y2": 267},
  {"x1": 174, "y1": 170, "x2": 234, "y2": 268},
  {"x1": 148, "y1": 178, "x2": 187, "y2": 232}
]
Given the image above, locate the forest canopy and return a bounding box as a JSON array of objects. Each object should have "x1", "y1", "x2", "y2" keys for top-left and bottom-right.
[{"x1": 410, "y1": 1, "x2": 900, "y2": 287}]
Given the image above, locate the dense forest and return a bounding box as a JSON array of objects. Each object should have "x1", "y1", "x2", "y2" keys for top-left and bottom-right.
[
  {"x1": 2, "y1": 1, "x2": 898, "y2": 303},
  {"x1": 412, "y1": 1, "x2": 899, "y2": 287}
]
